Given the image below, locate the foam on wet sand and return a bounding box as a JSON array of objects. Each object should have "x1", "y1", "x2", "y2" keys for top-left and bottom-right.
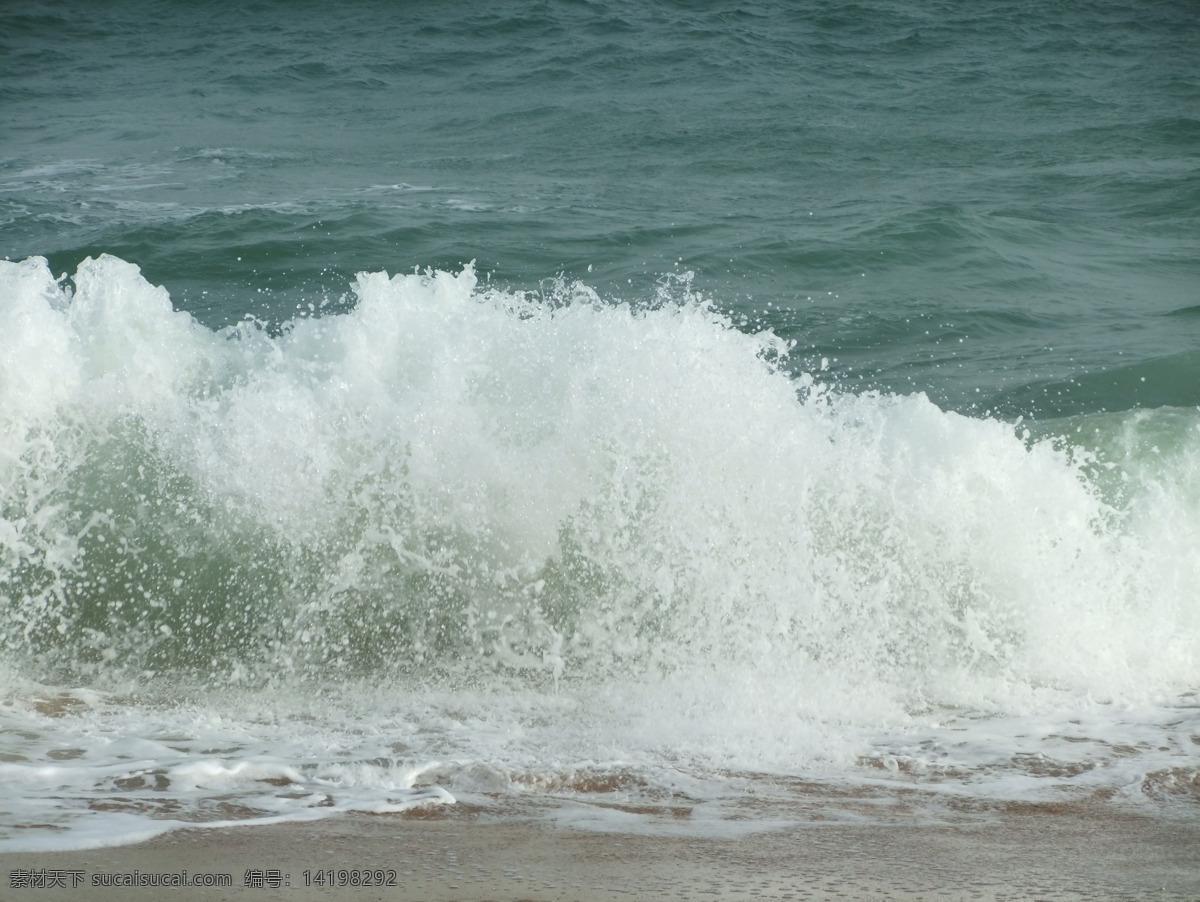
[{"x1": 2, "y1": 799, "x2": 1197, "y2": 901}]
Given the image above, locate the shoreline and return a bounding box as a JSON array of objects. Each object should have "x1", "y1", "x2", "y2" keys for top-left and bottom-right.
[{"x1": 2, "y1": 801, "x2": 1198, "y2": 901}]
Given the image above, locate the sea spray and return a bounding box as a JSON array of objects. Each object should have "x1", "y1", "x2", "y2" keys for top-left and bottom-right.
[
  {"x1": 3, "y1": 255, "x2": 1196, "y2": 706},
  {"x1": 2, "y1": 256, "x2": 1198, "y2": 850}
]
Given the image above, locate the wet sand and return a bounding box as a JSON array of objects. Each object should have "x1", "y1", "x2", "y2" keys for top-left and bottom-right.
[{"x1": 3, "y1": 800, "x2": 1198, "y2": 902}]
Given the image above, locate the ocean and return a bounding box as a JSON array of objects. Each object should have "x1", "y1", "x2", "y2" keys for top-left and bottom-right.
[{"x1": 2, "y1": 0, "x2": 1198, "y2": 851}]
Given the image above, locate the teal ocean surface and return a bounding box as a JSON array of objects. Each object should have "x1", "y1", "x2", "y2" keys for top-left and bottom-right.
[{"x1": 2, "y1": 1, "x2": 1198, "y2": 856}]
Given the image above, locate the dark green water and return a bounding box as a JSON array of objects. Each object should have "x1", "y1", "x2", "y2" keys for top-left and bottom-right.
[{"x1": 4, "y1": 0, "x2": 1198, "y2": 415}]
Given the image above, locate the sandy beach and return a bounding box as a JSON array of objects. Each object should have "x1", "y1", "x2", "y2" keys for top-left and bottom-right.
[{"x1": 3, "y1": 799, "x2": 1197, "y2": 902}]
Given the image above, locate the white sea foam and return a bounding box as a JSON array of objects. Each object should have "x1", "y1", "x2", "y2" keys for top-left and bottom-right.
[{"x1": 1, "y1": 254, "x2": 1197, "y2": 850}]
